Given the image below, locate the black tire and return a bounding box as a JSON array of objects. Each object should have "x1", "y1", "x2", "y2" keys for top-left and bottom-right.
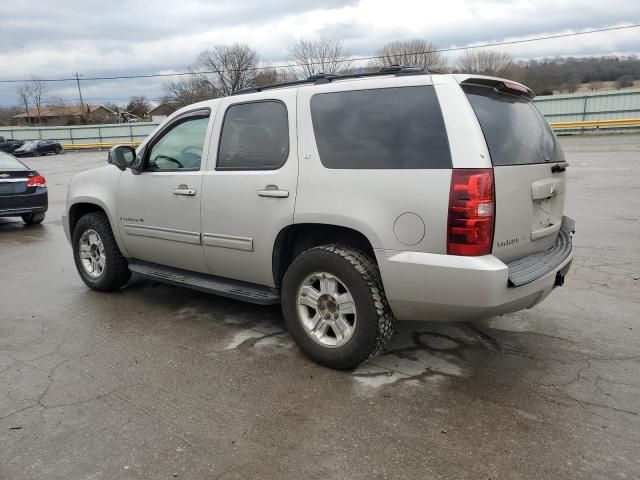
[
  {"x1": 32, "y1": 150, "x2": 41, "y2": 157},
  {"x1": 21, "y1": 212, "x2": 45, "y2": 225},
  {"x1": 55, "y1": 146, "x2": 62, "y2": 155},
  {"x1": 72, "y1": 211, "x2": 130, "y2": 291},
  {"x1": 281, "y1": 244, "x2": 396, "y2": 369}
]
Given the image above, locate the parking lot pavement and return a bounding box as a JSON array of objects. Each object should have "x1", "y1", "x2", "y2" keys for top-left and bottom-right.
[{"x1": 1, "y1": 136, "x2": 639, "y2": 479}]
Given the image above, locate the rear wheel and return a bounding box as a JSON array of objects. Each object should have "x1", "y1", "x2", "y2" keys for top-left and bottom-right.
[
  {"x1": 72, "y1": 212, "x2": 130, "y2": 291},
  {"x1": 55, "y1": 146, "x2": 62, "y2": 155},
  {"x1": 281, "y1": 244, "x2": 395, "y2": 369},
  {"x1": 32, "y1": 150, "x2": 41, "y2": 157},
  {"x1": 21, "y1": 212, "x2": 45, "y2": 225}
]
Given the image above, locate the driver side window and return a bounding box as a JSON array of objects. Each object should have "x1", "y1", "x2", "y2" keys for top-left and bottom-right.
[{"x1": 147, "y1": 115, "x2": 210, "y2": 171}]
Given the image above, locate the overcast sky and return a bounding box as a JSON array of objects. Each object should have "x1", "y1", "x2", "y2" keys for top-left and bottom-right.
[{"x1": 1, "y1": 0, "x2": 639, "y2": 107}]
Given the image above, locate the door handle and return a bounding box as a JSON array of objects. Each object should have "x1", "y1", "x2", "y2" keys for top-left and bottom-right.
[
  {"x1": 257, "y1": 185, "x2": 289, "y2": 198},
  {"x1": 172, "y1": 185, "x2": 196, "y2": 196}
]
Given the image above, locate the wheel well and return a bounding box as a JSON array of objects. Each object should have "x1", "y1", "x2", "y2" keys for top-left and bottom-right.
[
  {"x1": 272, "y1": 224, "x2": 376, "y2": 288},
  {"x1": 68, "y1": 203, "x2": 106, "y2": 236}
]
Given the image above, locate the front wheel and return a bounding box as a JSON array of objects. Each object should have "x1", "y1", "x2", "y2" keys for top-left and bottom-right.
[
  {"x1": 72, "y1": 212, "x2": 131, "y2": 291},
  {"x1": 281, "y1": 244, "x2": 396, "y2": 369},
  {"x1": 55, "y1": 146, "x2": 62, "y2": 155}
]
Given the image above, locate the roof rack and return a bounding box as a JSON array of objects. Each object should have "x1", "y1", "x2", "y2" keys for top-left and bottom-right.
[{"x1": 232, "y1": 65, "x2": 435, "y2": 96}]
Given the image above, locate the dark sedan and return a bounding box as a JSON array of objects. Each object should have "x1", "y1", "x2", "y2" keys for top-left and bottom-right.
[
  {"x1": 0, "y1": 151, "x2": 47, "y2": 224},
  {"x1": 0, "y1": 136, "x2": 24, "y2": 153},
  {"x1": 13, "y1": 139, "x2": 63, "y2": 157}
]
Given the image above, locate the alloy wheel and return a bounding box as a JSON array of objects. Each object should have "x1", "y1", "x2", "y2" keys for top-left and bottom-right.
[
  {"x1": 79, "y1": 229, "x2": 106, "y2": 279},
  {"x1": 296, "y1": 272, "x2": 357, "y2": 348}
]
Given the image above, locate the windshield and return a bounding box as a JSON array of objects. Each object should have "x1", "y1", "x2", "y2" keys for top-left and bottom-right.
[
  {"x1": 21, "y1": 141, "x2": 39, "y2": 148},
  {"x1": 0, "y1": 152, "x2": 27, "y2": 170}
]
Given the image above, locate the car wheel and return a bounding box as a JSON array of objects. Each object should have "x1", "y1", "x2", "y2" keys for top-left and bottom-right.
[
  {"x1": 33, "y1": 150, "x2": 41, "y2": 157},
  {"x1": 21, "y1": 212, "x2": 45, "y2": 225},
  {"x1": 281, "y1": 244, "x2": 396, "y2": 369},
  {"x1": 72, "y1": 211, "x2": 131, "y2": 291},
  {"x1": 55, "y1": 146, "x2": 62, "y2": 155}
]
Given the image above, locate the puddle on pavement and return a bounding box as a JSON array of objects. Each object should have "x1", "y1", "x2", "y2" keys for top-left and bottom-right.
[
  {"x1": 175, "y1": 302, "x2": 512, "y2": 392},
  {"x1": 352, "y1": 322, "x2": 501, "y2": 393}
]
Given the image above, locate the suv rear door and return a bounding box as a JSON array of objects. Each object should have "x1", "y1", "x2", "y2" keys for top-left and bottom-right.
[
  {"x1": 200, "y1": 90, "x2": 297, "y2": 287},
  {"x1": 462, "y1": 81, "x2": 568, "y2": 263}
]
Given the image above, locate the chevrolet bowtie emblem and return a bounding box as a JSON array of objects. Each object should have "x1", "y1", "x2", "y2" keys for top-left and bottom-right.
[{"x1": 0, "y1": 174, "x2": 9, "y2": 178}]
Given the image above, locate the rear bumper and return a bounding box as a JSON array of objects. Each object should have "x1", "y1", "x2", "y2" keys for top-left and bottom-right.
[
  {"x1": 376, "y1": 231, "x2": 574, "y2": 322},
  {"x1": 0, "y1": 190, "x2": 48, "y2": 217}
]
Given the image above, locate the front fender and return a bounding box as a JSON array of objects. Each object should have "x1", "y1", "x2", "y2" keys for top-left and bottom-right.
[{"x1": 66, "y1": 165, "x2": 129, "y2": 257}]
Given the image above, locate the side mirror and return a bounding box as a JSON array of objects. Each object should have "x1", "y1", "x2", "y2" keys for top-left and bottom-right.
[{"x1": 107, "y1": 145, "x2": 137, "y2": 171}]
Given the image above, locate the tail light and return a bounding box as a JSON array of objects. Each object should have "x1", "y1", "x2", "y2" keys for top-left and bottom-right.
[
  {"x1": 447, "y1": 168, "x2": 494, "y2": 256},
  {"x1": 27, "y1": 174, "x2": 47, "y2": 188}
]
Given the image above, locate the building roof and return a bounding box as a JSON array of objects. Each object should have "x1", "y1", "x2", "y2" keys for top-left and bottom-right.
[
  {"x1": 14, "y1": 104, "x2": 117, "y2": 118},
  {"x1": 148, "y1": 103, "x2": 177, "y2": 116}
]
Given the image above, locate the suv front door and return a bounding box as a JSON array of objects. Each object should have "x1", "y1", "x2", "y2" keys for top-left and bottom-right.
[
  {"x1": 201, "y1": 91, "x2": 297, "y2": 286},
  {"x1": 117, "y1": 108, "x2": 212, "y2": 273}
]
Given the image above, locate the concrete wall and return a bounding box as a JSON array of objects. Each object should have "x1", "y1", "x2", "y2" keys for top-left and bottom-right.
[
  {"x1": 0, "y1": 122, "x2": 160, "y2": 144},
  {"x1": 533, "y1": 88, "x2": 640, "y2": 123}
]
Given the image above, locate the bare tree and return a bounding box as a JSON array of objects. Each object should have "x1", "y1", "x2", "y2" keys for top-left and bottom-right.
[
  {"x1": 589, "y1": 80, "x2": 603, "y2": 91},
  {"x1": 0, "y1": 106, "x2": 21, "y2": 127},
  {"x1": 27, "y1": 76, "x2": 47, "y2": 125},
  {"x1": 162, "y1": 74, "x2": 219, "y2": 108},
  {"x1": 370, "y1": 39, "x2": 447, "y2": 71},
  {"x1": 16, "y1": 84, "x2": 31, "y2": 125},
  {"x1": 457, "y1": 49, "x2": 514, "y2": 75},
  {"x1": 563, "y1": 79, "x2": 578, "y2": 94},
  {"x1": 616, "y1": 74, "x2": 634, "y2": 89},
  {"x1": 253, "y1": 67, "x2": 298, "y2": 87},
  {"x1": 288, "y1": 35, "x2": 351, "y2": 78},
  {"x1": 47, "y1": 96, "x2": 66, "y2": 108},
  {"x1": 103, "y1": 102, "x2": 122, "y2": 114},
  {"x1": 126, "y1": 95, "x2": 152, "y2": 118},
  {"x1": 195, "y1": 44, "x2": 260, "y2": 96}
]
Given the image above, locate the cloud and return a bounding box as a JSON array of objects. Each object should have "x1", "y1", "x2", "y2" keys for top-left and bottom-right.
[{"x1": 0, "y1": 0, "x2": 638, "y2": 106}]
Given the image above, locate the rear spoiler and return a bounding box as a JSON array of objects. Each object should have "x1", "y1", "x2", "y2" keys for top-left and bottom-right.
[{"x1": 457, "y1": 75, "x2": 535, "y2": 99}]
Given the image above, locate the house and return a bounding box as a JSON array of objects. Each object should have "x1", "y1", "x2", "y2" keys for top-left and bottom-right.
[
  {"x1": 148, "y1": 103, "x2": 177, "y2": 123},
  {"x1": 14, "y1": 104, "x2": 119, "y2": 126}
]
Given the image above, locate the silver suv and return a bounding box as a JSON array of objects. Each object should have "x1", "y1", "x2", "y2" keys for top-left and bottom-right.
[{"x1": 64, "y1": 67, "x2": 575, "y2": 369}]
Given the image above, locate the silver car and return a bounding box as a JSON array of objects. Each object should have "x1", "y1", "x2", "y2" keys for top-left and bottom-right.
[{"x1": 64, "y1": 67, "x2": 574, "y2": 369}]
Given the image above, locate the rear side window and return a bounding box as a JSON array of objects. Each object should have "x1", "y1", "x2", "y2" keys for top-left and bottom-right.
[
  {"x1": 310, "y1": 86, "x2": 451, "y2": 169},
  {"x1": 463, "y1": 84, "x2": 562, "y2": 166},
  {"x1": 217, "y1": 101, "x2": 289, "y2": 170}
]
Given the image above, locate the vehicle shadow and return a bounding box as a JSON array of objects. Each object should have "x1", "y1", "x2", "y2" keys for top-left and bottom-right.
[
  {"x1": 0, "y1": 218, "x2": 48, "y2": 234},
  {"x1": 122, "y1": 276, "x2": 545, "y2": 390}
]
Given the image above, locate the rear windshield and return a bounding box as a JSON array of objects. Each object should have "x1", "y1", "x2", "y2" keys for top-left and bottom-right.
[
  {"x1": 310, "y1": 86, "x2": 451, "y2": 169},
  {"x1": 0, "y1": 152, "x2": 26, "y2": 170},
  {"x1": 463, "y1": 84, "x2": 563, "y2": 166}
]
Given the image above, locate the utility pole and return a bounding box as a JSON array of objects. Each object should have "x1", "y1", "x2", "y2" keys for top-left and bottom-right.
[{"x1": 74, "y1": 72, "x2": 85, "y2": 113}]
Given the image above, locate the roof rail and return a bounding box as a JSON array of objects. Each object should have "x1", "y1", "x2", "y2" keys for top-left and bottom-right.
[{"x1": 232, "y1": 65, "x2": 434, "y2": 96}]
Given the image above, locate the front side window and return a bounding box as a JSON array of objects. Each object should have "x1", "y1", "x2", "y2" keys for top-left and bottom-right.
[
  {"x1": 147, "y1": 115, "x2": 210, "y2": 171},
  {"x1": 310, "y1": 86, "x2": 452, "y2": 169},
  {"x1": 217, "y1": 101, "x2": 289, "y2": 170}
]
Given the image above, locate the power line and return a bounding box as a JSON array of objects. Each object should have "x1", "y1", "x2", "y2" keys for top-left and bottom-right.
[{"x1": 0, "y1": 23, "x2": 638, "y2": 84}]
